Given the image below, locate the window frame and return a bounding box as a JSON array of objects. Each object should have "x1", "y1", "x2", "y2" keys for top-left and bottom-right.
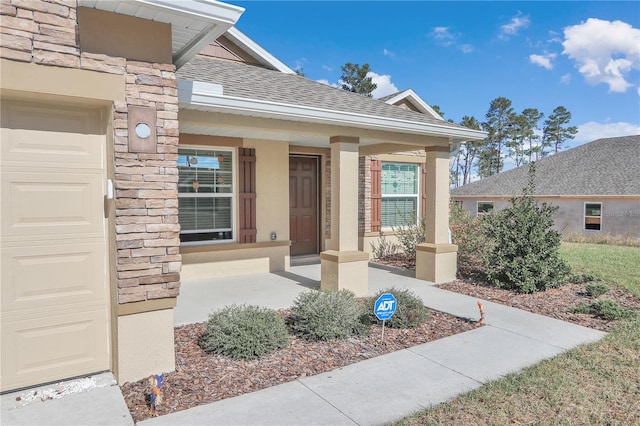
[
  {"x1": 477, "y1": 201, "x2": 494, "y2": 216},
  {"x1": 584, "y1": 202, "x2": 602, "y2": 231},
  {"x1": 380, "y1": 162, "x2": 420, "y2": 229},
  {"x1": 177, "y1": 145, "x2": 237, "y2": 245}
]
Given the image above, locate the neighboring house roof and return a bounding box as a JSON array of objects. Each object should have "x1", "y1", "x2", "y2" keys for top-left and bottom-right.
[
  {"x1": 78, "y1": 0, "x2": 244, "y2": 68},
  {"x1": 176, "y1": 56, "x2": 486, "y2": 142},
  {"x1": 451, "y1": 135, "x2": 640, "y2": 197},
  {"x1": 379, "y1": 89, "x2": 445, "y2": 121}
]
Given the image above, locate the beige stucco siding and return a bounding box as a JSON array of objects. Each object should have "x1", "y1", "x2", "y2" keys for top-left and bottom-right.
[{"x1": 180, "y1": 138, "x2": 291, "y2": 280}]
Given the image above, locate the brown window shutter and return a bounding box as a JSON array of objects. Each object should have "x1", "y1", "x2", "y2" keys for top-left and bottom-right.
[
  {"x1": 421, "y1": 164, "x2": 427, "y2": 217},
  {"x1": 238, "y1": 148, "x2": 257, "y2": 243},
  {"x1": 371, "y1": 160, "x2": 382, "y2": 232}
]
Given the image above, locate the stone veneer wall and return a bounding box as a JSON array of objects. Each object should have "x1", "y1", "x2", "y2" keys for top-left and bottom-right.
[{"x1": 0, "y1": 0, "x2": 181, "y2": 304}]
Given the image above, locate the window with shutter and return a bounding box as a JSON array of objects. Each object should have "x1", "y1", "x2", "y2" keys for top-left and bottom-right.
[{"x1": 178, "y1": 147, "x2": 234, "y2": 243}]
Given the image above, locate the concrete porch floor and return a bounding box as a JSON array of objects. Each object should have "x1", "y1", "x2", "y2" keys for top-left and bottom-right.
[{"x1": 174, "y1": 260, "x2": 417, "y2": 326}]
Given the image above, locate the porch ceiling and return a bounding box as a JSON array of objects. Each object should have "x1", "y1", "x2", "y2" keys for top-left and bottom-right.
[{"x1": 77, "y1": 0, "x2": 244, "y2": 68}]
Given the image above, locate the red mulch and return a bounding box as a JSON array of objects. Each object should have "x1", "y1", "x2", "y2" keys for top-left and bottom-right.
[
  {"x1": 121, "y1": 258, "x2": 640, "y2": 423},
  {"x1": 121, "y1": 309, "x2": 478, "y2": 423}
]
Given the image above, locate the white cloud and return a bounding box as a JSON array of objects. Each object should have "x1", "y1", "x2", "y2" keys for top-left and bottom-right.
[
  {"x1": 560, "y1": 73, "x2": 572, "y2": 84},
  {"x1": 383, "y1": 48, "x2": 396, "y2": 58},
  {"x1": 500, "y1": 12, "x2": 530, "y2": 38},
  {"x1": 573, "y1": 121, "x2": 640, "y2": 144},
  {"x1": 529, "y1": 53, "x2": 557, "y2": 70},
  {"x1": 430, "y1": 26, "x2": 459, "y2": 47},
  {"x1": 316, "y1": 79, "x2": 339, "y2": 88},
  {"x1": 431, "y1": 26, "x2": 455, "y2": 40},
  {"x1": 368, "y1": 72, "x2": 399, "y2": 98},
  {"x1": 321, "y1": 64, "x2": 333, "y2": 72},
  {"x1": 562, "y1": 18, "x2": 640, "y2": 93},
  {"x1": 460, "y1": 44, "x2": 474, "y2": 54}
]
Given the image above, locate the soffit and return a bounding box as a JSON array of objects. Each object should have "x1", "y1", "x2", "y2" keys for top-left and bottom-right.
[{"x1": 77, "y1": 0, "x2": 244, "y2": 67}]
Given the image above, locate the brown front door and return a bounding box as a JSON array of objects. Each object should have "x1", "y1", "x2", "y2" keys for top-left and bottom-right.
[{"x1": 289, "y1": 156, "x2": 319, "y2": 256}]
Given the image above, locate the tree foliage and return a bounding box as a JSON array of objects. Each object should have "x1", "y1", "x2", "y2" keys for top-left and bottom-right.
[
  {"x1": 481, "y1": 163, "x2": 570, "y2": 293},
  {"x1": 543, "y1": 106, "x2": 578, "y2": 154},
  {"x1": 478, "y1": 97, "x2": 515, "y2": 177},
  {"x1": 339, "y1": 63, "x2": 377, "y2": 97}
]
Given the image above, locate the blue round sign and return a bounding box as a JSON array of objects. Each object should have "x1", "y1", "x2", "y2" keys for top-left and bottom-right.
[{"x1": 374, "y1": 293, "x2": 397, "y2": 321}]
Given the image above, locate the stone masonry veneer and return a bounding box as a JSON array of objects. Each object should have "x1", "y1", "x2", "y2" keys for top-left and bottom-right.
[{"x1": 1, "y1": 0, "x2": 181, "y2": 304}]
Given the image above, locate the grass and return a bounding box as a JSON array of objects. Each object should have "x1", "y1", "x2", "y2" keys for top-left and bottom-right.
[
  {"x1": 397, "y1": 318, "x2": 640, "y2": 426},
  {"x1": 395, "y1": 242, "x2": 640, "y2": 425},
  {"x1": 559, "y1": 242, "x2": 640, "y2": 297}
]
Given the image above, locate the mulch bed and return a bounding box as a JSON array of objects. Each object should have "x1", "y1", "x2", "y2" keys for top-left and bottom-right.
[
  {"x1": 121, "y1": 308, "x2": 478, "y2": 423},
  {"x1": 121, "y1": 258, "x2": 640, "y2": 423}
]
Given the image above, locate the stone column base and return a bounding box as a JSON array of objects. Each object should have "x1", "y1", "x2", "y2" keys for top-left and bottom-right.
[
  {"x1": 416, "y1": 243, "x2": 458, "y2": 283},
  {"x1": 116, "y1": 308, "x2": 176, "y2": 384},
  {"x1": 320, "y1": 250, "x2": 369, "y2": 296}
]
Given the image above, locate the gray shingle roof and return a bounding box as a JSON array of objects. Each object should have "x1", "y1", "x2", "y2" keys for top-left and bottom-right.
[
  {"x1": 451, "y1": 135, "x2": 640, "y2": 197},
  {"x1": 176, "y1": 56, "x2": 471, "y2": 132}
]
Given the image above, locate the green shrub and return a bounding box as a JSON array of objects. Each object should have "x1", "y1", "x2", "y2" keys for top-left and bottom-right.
[
  {"x1": 392, "y1": 213, "x2": 426, "y2": 259},
  {"x1": 200, "y1": 304, "x2": 289, "y2": 360},
  {"x1": 585, "y1": 282, "x2": 610, "y2": 298},
  {"x1": 368, "y1": 287, "x2": 429, "y2": 329},
  {"x1": 288, "y1": 290, "x2": 369, "y2": 341},
  {"x1": 482, "y1": 163, "x2": 570, "y2": 293},
  {"x1": 370, "y1": 231, "x2": 399, "y2": 260},
  {"x1": 571, "y1": 299, "x2": 634, "y2": 321},
  {"x1": 450, "y1": 202, "x2": 489, "y2": 274},
  {"x1": 569, "y1": 272, "x2": 599, "y2": 284}
]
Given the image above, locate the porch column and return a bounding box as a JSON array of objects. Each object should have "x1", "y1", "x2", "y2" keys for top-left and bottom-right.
[
  {"x1": 320, "y1": 136, "x2": 369, "y2": 295},
  {"x1": 416, "y1": 145, "x2": 458, "y2": 282}
]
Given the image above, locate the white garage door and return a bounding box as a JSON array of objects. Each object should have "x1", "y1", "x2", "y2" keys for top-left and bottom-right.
[{"x1": 1, "y1": 100, "x2": 110, "y2": 392}]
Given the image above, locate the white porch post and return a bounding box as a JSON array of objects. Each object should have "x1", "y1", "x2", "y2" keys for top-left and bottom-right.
[
  {"x1": 416, "y1": 145, "x2": 458, "y2": 282},
  {"x1": 320, "y1": 136, "x2": 369, "y2": 295}
]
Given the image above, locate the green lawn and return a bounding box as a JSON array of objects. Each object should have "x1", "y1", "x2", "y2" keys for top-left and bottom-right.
[
  {"x1": 560, "y1": 242, "x2": 640, "y2": 297},
  {"x1": 396, "y1": 243, "x2": 640, "y2": 425}
]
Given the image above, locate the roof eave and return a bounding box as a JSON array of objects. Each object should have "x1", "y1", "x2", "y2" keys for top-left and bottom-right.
[
  {"x1": 78, "y1": 0, "x2": 245, "y2": 68},
  {"x1": 225, "y1": 27, "x2": 295, "y2": 74},
  {"x1": 177, "y1": 79, "x2": 487, "y2": 141}
]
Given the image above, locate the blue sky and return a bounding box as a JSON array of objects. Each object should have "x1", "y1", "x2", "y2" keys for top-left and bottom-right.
[{"x1": 229, "y1": 1, "x2": 639, "y2": 148}]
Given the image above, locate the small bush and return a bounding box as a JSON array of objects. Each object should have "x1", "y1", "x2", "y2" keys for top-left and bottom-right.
[
  {"x1": 569, "y1": 272, "x2": 599, "y2": 284},
  {"x1": 585, "y1": 282, "x2": 610, "y2": 298},
  {"x1": 370, "y1": 231, "x2": 399, "y2": 260},
  {"x1": 368, "y1": 287, "x2": 429, "y2": 329},
  {"x1": 288, "y1": 290, "x2": 368, "y2": 341},
  {"x1": 200, "y1": 304, "x2": 289, "y2": 360},
  {"x1": 392, "y1": 213, "x2": 426, "y2": 259},
  {"x1": 571, "y1": 299, "x2": 634, "y2": 321},
  {"x1": 450, "y1": 202, "x2": 489, "y2": 275}
]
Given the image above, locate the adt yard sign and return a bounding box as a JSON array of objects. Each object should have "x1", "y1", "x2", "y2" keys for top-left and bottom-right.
[{"x1": 374, "y1": 293, "x2": 397, "y2": 321}]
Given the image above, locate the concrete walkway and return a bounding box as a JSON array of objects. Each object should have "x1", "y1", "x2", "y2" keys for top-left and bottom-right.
[{"x1": 1, "y1": 262, "x2": 606, "y2": 426}]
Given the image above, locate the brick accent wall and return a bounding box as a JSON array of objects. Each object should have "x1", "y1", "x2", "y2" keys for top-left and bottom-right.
[{"x1": 1, "y1": 0, "x2": 181, "y2": 304}]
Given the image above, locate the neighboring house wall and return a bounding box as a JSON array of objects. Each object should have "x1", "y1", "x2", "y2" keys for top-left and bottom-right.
[
  {"x1": 454, "y1": 197, "x2": 640, "y2": 238},
  {"x1": 1, "y1": 0, "x2": 180, "y2": 388}
]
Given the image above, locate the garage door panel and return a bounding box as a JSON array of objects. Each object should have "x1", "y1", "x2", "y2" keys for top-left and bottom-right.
[
  {"x1": 0, "y1": 309, "x2": 109, "y2": 391},
  {"x1": 1, "y1": 100, "x2": 109, "y2": 392},
  {"x1": 1, "y1": 242, "x2": 106, "y2": 313},
  {"x1": 0, "y1": 102, "x2": 103, "y2": 134},
  {"x1": 1, "y1": 171, "x2": 104, "y2": 239},
  {"x1": 1, "y1": 129, "x2": 105, "y2": 169}
]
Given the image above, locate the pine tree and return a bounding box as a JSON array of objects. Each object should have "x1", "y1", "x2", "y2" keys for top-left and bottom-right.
[
  {"x1": 338, "y1": 63, "x2": 377, "y2": 97},
  {"x1": 542, "y1": 106, "x2": 577, "y2": 155}
]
